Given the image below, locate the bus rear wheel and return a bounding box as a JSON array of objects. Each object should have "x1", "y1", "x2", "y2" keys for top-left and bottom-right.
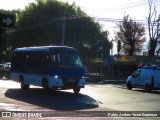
[
  {"x1": 73, "y1": 88, "x2": 80, "y2": 94},
  {"x1": 20, "y1": 79, "x2": 29, "y2": 90}
]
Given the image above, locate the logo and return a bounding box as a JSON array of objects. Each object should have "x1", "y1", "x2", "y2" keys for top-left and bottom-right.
[{"x1": 2, "y1": 112, "x2": 11, "y2": 117}]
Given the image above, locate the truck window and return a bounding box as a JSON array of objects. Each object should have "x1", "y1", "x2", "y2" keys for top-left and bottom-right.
[{"x1": 133, "y1": 70, "x2": 140, "y2": 77}]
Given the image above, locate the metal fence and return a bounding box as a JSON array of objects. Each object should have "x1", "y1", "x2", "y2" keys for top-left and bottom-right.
[{"x1": 86, "y1": 55, "x2": 160, "y2": 81}]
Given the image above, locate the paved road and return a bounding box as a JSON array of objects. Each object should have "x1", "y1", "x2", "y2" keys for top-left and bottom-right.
[
  {"x1": 83, "y1": 83, "x2": 160, "y2": 111},
  {"x1": 0, "y1": 79, "x2": 160, "y2": 119}
]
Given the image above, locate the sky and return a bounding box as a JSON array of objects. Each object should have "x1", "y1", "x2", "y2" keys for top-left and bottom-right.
[
  {"x1": 0, "y1": 0, "x2": 160, "y2": 54},
  {"x1": 0, "y1": 0, "x2": 153, "y2": 29}
]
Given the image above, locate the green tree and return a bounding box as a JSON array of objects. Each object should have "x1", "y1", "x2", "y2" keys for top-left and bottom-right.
[
  {"x1": 115, "y1": 15, "x2": 146, "y2": 56},
  {"x1": 7, "y1": 0, "x2": 111, "y2": 60}
]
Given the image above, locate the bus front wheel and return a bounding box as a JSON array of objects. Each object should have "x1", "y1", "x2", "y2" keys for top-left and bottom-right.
[
  {"x1": 42, "y1": 79, "x2": 51, "y2": 93},
  {"x1": 73, "y1": 88, "x2": 80, "y2": 94}
]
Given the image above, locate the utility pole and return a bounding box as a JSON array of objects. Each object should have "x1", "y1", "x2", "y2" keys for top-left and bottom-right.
[
  {"x1": 61, "y1": 9, "x2": 66, "y2": 46},
  {"x1": 97, "y1": 40, "x2": 103, "y2": 81},
  {"x1": 117, "y1": 40, "x2": 121, "y2": 81}
]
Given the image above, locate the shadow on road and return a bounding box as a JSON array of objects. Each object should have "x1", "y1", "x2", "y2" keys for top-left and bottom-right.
[{"x1": 4, "y1": 88, "x2": 98, "y2": 110}]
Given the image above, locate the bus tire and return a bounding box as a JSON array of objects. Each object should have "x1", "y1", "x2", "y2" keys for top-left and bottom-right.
[
  {"x1": 42, "y1": 79, "x2": 51, "y2": 93},
  {"x1": 126, "y1": 81, "x2": 132, "y2": 90},
  {"x1": 20, "y1": 77, "x2": 29, "y2": 90},
  {"x1": 145, "y1": 84, "x2": 151, "y2": 92},
  {"x1": 73, "y1": 88, "x2": 80, "y2": 94}
]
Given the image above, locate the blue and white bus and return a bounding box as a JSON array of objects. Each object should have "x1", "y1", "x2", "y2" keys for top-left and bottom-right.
[{"x1": 11, "y1": 46, "x2": 85, "y2": 94}]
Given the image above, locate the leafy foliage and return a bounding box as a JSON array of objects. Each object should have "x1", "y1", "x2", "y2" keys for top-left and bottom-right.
[
  {"x1": 116, "y1": 15, "x2": 146, "y2": 56},
  {"x1": 5, "y1": 0, "x2": 111, "y2": 61}
]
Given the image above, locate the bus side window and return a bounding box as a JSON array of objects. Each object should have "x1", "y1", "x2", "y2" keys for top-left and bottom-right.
[
  {"x1": 25, "y1": 53, "x2": 31, "y2": 66},
  {"x1": 14, "y1": 53, "x2": 27, "y2": 66},
  {"x1": 12, "y1": 53, "x2": 16, "y2": 66},
  {"x1": 32, "y1": 52, "x2": 50, "y2": 67},
  {"x1": 52, "y1": 55, "x2": 56, "y2": 63},
  {"x1": 52, "y1": 54, "x2": 60, "y2": 63},
  {"x1": 44, "y1": 55, "x2": 50, "y2": 66}
]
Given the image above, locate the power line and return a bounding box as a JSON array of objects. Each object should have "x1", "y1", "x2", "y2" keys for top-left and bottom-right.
[
  {"x1": 9, "y1": 14, "x2": 158, "y2": 33},
  {"x1": 90, "y1": 0, "x2": 148, "y2": 14}
]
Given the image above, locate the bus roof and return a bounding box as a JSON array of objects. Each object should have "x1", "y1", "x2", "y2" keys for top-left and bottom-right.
[{"x1": 14, "y1": 46, "x2": 77, "y2": 52}]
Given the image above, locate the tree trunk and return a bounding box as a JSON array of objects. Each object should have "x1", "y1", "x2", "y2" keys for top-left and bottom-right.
[{"x1": 149, "y1": 40, "x2": 157, "y2": 56}]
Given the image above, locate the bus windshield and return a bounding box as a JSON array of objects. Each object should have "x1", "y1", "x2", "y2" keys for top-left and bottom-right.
[{"x1": 51, "y1": 49, "x2": 84, "y2": 69}]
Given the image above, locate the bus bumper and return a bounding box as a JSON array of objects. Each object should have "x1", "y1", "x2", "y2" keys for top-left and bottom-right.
[{"x1": 48, "y1": 77, "x2": 85, "y2": 89}]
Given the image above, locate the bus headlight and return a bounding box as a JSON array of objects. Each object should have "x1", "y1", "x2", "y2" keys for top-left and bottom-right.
[
  {"x1": 81, "y1": 76, "x2": 85, "y2": 79},
  {"x1": 54, "y1": 75, "x2": 59, "y2": 79}
]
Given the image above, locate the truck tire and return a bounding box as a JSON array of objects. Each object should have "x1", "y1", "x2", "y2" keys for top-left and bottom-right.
[
  {"x1": 126, "y1": 81, "x2": 132, "y2": 90},
  {"x1": 145, "y1": 84, "x2": 151, "y2": 92}
]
